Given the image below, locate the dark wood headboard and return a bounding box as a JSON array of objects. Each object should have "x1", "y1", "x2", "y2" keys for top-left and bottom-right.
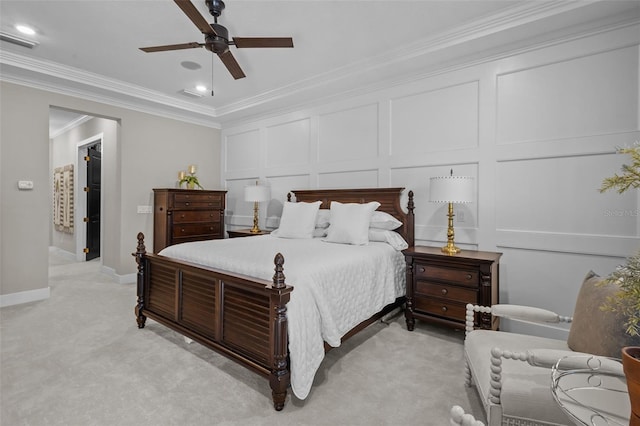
[{"x1": 288, "y1": 187, "x2": 415, "y2": 247}]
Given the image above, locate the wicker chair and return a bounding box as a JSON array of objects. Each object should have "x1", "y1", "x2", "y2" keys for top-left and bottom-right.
[{"x1": 463, "y1": 271, "x2": 639, "y2": 426}]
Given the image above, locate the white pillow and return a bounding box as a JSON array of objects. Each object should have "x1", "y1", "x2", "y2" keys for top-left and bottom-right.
[
  {"x1": 370, "y1": 211, "x2": 402, "y2": 230},
  {"x1": 324, "y1": 201, "x2": 380, "y2": 245},
  {"x1": 368, "y1": 229, "x2": 409, "y2": 251},
  {"x1": 315, "y1": 209, "x2": 330, "y2": 228},
  {"x1": 271, "y1": 201, "x2": 321, "y2": 239}
]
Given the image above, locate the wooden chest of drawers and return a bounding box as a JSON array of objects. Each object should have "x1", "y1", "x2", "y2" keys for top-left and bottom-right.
[
  {"x1": 403, "y1": 246, "x2": 501, "y2": 331},
  {"x1": 153, "y1": 188, "x2": 227, "y2": 253}
]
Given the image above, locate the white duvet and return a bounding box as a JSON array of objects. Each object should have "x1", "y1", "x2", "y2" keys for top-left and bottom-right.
[{"x1": 159, "y1": 235, "x2": 405, "y2": 399}]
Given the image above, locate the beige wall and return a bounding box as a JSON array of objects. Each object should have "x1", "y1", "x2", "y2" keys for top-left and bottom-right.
[{"x1": 0, "y1": 81, "x2": 221, "y2": 301}]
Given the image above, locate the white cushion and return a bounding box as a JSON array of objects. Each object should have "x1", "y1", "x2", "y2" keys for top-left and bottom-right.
[
  {"x1": 368, "y1": 229, "x2": 408, "y2": 251},
  {"x1": 271, "y1": 201, "x2": 321, "y2": 239},
  {"x1": 370, "y1": 211, "x2": 402, "y2": 230},
  {"x1": 465, "y1": 330, "x2": 571, "y2": 424},
  {"x1": 324, "y1": 201, "x2": 380, "y2": 245}
]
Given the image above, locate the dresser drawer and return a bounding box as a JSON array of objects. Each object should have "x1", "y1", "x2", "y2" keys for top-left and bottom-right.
[
  {"x1": 413, "y1": 296, "x2": 466, "y2": 322},
  {"x1": 414, "y1": 264, "x2": 478, "y2": 287},
  {"x1": 172, "y1": 210, "x2": 220, "y2": 224},
  {"x1": 172, "y1": 193, "x2": 223, "y2": 209},
  {"x1": 415, "y1": 280, "x2": 477, "y2": 304},
  {"x1": 172, "y1": 222, "x2": 221, "y2": 238}
]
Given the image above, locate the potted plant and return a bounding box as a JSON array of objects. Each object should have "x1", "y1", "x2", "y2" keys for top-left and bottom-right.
[
  {"x1": 600, "y1": 144, "x2": 640, "y2": 425},
  {"x1": 179, "y1": 175, "x2": 203, "y2": 190}
]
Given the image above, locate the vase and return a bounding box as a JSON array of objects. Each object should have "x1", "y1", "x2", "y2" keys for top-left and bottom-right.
[
  {"x1": 622, "y1": 346, "x2": 640, "y2": 426},
  {"x1": 187, "y1": 182, "x2": 195, "y2": 189}
]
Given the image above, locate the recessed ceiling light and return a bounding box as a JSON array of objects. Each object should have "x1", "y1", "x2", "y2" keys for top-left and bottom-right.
[
  {"x1": 195, "y1": 85, "x2": 207, "y2": 92},
  {"x1": 15, "y1": 25, "x2": 36, "y2": 36}
]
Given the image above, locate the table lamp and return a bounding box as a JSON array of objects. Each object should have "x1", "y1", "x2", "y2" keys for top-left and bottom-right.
[
  {"x1": 244, "y1": 182, "x2": 271, "y2": 233},
  {"x1": 430, "y1": 171, "x2": 474, "y2": 255}
]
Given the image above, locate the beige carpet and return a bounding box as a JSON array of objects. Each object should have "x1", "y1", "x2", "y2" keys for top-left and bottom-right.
[{"x1": 0, "y1": 250, "x2": 483, "y2": 426}]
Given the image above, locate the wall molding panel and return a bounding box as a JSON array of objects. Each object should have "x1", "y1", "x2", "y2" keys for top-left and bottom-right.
[{"x1": 222, "y1": 24, "x2": 640, "y2": 336}]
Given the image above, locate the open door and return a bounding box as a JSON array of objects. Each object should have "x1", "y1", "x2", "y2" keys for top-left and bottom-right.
[{"x1": 85, "y1": 145, "x2": 101, "y2": 261}]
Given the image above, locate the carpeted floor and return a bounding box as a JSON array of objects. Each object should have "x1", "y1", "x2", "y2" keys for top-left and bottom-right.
[{"x1": 0, "y1": 250, "x2": 483, "y2": 426}]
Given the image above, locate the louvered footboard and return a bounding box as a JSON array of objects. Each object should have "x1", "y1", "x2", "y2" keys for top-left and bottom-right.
[{"x1": 133, "y1": 232, "x2": 293, "y2": 410}]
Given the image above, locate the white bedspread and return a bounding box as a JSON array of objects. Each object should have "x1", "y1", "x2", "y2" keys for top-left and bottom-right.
[{"x1": 159, "y1": 235, "x2": 405, "y2": 399}]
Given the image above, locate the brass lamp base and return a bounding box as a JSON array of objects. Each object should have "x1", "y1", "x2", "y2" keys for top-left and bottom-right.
[
  {"x1": 250, "y1": 201, "x2": 261, "y2": 233},
  {"x1": 441, "y1": 202, "x2": 461, "y2": 255}
]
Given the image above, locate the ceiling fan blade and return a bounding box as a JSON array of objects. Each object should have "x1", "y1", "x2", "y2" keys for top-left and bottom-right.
[
  {"x1": 218, "y1": 51, "x2": 246, "y2": 80},
  {"x1": 140, "y1": 42, "x2": 203, "y2": 52},
  {"x1": 174, "y1": 0, "x2": 216, "y2": 35},
  {"x1": 232, "y1": 37, "x2": 294, "y2": 48}
]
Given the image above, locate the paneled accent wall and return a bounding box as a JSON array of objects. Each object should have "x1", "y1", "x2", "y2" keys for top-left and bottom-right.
[{"x1": 222, "y1": 24, "x2": 640, "y2": 337}]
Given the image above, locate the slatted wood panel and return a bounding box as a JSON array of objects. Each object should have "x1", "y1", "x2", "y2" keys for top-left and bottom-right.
[
  {"x1": 180, "y1": 271, "x2": 217, "y2": 338},
  {"x1": 222, "y1": 285, "x2": 271, "y2": 366},
  {"x1": 147, "y1": 261, "x2": 176, "y2": 318}
]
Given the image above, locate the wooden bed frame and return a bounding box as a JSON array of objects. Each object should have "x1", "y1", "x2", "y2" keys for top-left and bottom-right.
[{"x1": 133, "y1": 187, "x2": 414, "y2": 410}]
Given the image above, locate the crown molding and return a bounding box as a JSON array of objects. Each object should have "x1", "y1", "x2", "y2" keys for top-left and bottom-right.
[
  {"x1": 213, "y1": 1, "x2": 600, "y2": 118},
  {"x1": 50, "y1": 114, "x2": 92, "y2": 139},
  {"x1": 1, "y1": 0, "x2": 636, "y2": 127}
]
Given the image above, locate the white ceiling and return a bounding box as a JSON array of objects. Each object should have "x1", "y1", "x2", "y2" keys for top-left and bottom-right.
[{"x1": 2, "y1": 1, "x2": 639, "y2": 131}]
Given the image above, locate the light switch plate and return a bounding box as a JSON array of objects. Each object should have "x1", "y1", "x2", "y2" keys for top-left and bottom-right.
[
  {"x1": 17, "y1": 180, "x2": 34, "y2": 190},
  {"x1": 137, "y1": 205, "x2": 153, "y2": 214}
]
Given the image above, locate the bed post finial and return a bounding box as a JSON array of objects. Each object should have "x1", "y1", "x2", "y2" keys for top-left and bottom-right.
[
  {"x1": 133, "y1": 232, "x2": 147, "y2": 329},
  {"x1": 272, "y1": 253, "x2": 286, "y2": 289},
  {"x1": 406, "y1": 190, "x2": 415, "y2": 247}
]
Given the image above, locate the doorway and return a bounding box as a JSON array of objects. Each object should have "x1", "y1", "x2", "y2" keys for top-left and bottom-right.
[
  {"x1": 75, "y1": 134, "x2": 104, "y2": 262},
  {"x1": 85, "y1": 144, "x2": 101, "y2": 261}
]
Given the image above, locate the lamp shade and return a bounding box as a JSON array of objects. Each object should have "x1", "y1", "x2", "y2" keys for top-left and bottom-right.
[
  {"x1": 244, "y1": 185, "x2": 271, "y2": 202},
  {"x1": 429, "y1": 176, "x2": 474, "y2": 203}
]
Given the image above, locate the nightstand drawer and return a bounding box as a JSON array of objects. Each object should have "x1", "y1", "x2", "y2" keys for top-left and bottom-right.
[
  {"x1": 415, "y1": 264, "x2": 478, "y2": 287},
  {"x1": 172, "y1": 223, "x2": 221, "y2": 238},
  {"x1": 172, "y1": 193, "x2": 223, "y2": 209},
  {"x1": 173, "y1": 210, "x2": 220, "y2": 223},
  {"x1": 413, "y1": 297, "x2": 466, "y2": 321},
  {"x1": 415, "y1": 281, "x2": 477, "y2": 303}
]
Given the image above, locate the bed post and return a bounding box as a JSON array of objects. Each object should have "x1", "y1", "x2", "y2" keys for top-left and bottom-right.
[
  {"x1": 270, "y1": 252, "x2": 290, "y2": 411},
  {"x1": 133, "y1": 232, "x2": 147, "y2": 329},
  {"x1": 406, "y1": 190, "x2": 415, "y2": 247}
]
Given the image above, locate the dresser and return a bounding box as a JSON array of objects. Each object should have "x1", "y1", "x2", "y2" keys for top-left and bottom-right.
[
  {"x1": 403, "y1": 246, "x2": 502, "y2": 331},
  {"x1": 153, "y1": 188, "x2": 226, "y2": 253}
]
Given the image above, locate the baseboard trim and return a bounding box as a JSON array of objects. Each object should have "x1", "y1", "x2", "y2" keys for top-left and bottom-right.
[
  {"x1": 0, "y1": 287, "x2": 51, "y2": 308},
  {"x1": 101, "y1": 265, "x2": 135, "y2": 285}
]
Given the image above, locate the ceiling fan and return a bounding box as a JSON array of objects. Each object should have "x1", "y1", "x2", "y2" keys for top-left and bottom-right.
[{"x1": 139, "y1": 0, "x2": 294, "y2": 80}]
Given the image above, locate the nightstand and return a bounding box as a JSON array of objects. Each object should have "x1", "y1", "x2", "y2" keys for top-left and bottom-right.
[
  {"x1": 227, "y1": 228, "x2": 271, "y2": 238},
  {"x1": 403, "y1": 246, "x2": 501, "y2": 331}
]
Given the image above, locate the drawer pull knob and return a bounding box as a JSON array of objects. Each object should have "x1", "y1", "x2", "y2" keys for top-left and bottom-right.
[
  {"x1": 185, "y1": 202, "x2": 190, "y2": 206},
  {"x1": 466, "y1": 274, "x2": 472, "y2": 280},
  {"x1": 419, "y1": 267, "x2": 425, "y2": 273},
  {"x1": 441, "y1": 288, "x2": 448, "y2": 295},
  {"x1": 441, "y1": 306, "x2": 448, "y2": 312},
  {"x1": 181, "y1": 228, "x2": 185, "y2": 233}
]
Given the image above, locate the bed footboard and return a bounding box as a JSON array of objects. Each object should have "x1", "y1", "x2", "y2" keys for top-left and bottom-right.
[{"x1": 133, "y1": 232, "x2": 293, "y2": 410}]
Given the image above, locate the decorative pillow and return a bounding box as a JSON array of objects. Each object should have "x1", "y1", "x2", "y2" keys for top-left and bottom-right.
[
  {"x1": 271, "y1": 201, "x2": 321, "y2": 239},
  {"x1": 315, "y1": 209, "x2": 330, "y2": 229},
  {"x1": 370, "y1": 211, "x2": 402, "y2": 230},
  {"x1": 324, "y1": 201, "x2": 380, "y2": 245},
  {"x1": 567, "y1": 270, "x2": 640, "y2": 357},
  {"x1": 368, "y1": 229, "x2": 408, "y2": 251}
]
